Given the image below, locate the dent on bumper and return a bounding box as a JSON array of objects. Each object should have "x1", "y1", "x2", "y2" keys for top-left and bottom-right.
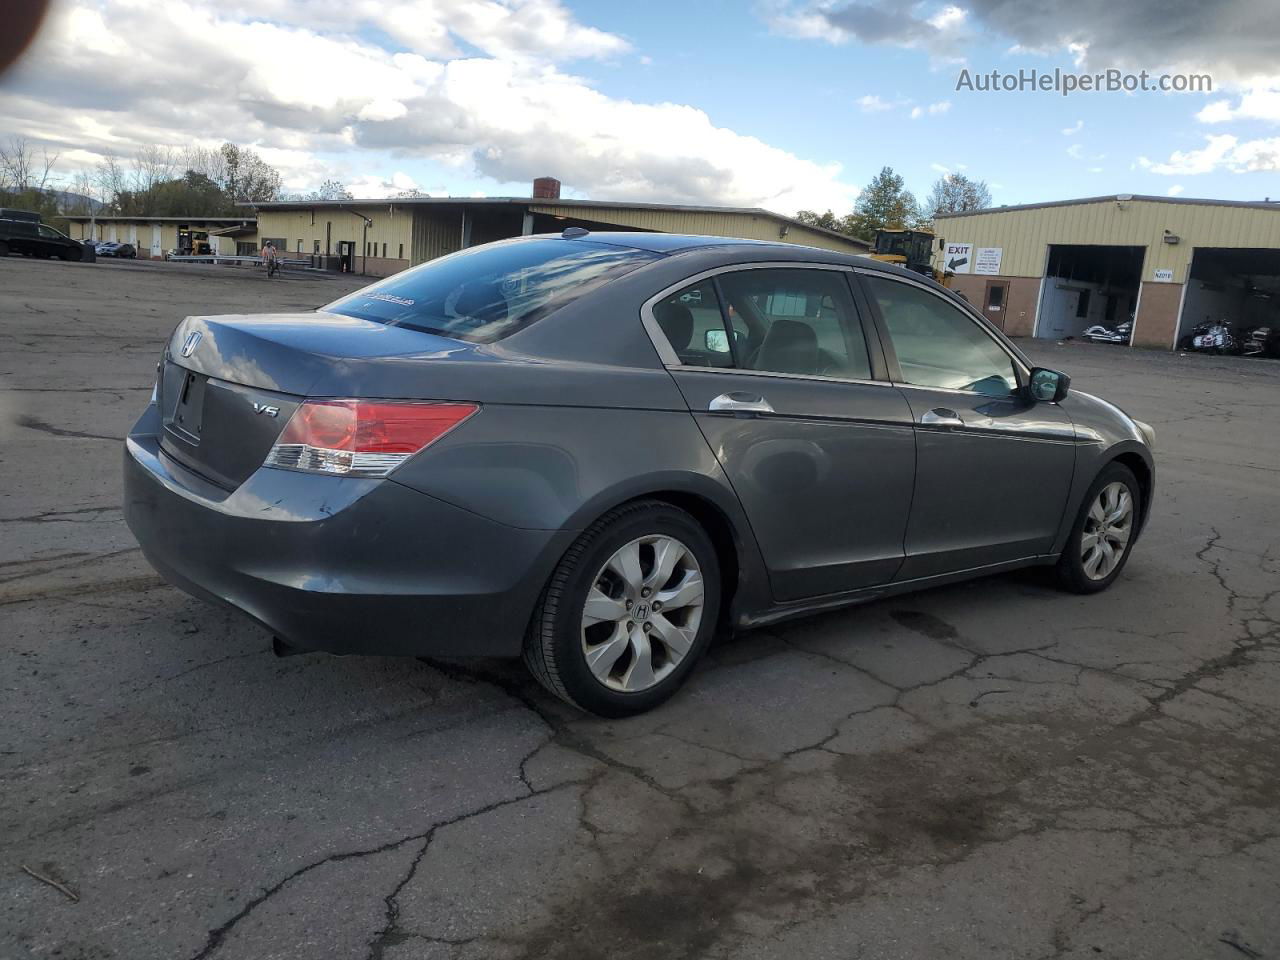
[{"x1": 123, "y1": 422, "x2": 572, "y2": 657}]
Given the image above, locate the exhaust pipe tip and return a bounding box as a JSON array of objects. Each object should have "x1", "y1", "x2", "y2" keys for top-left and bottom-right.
[{"x1": 272, "y1": 635, "x2": 302, "y2": 658}]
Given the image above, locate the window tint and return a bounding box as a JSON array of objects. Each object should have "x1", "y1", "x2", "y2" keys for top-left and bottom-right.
[
  {"x1": 718, "y1": 269, "x2": 870, "y2": 379},
  {"x1": 653, "y1": 281, "x2": 734, "y2": 368},
  {"x1": 326, "y1": 238, "x2": 659, "y2": 343},
  {"x1": 865, "y1": 276, "x2": 1018, "y2": 397}
]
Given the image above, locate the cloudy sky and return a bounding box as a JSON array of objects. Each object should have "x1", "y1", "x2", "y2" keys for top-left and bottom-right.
[{"x1": 2, "y1": 0, "x2": 1278, "y2": 213}]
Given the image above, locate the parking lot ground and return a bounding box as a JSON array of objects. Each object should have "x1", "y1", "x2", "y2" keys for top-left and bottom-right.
[{"x1": 2, "y1": 255, "x2": 1279, "y2": 960}]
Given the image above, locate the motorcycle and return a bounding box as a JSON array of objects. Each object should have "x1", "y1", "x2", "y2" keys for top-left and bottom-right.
[
  {"x1": 1241, "y1": 325, "x2": 1278, "y2": 358},
  {"x1": 1082, "y1": 319, "x2": 1132, "y2": 345},
  {"x1": 1179, "y1": 320, "x2": 1241, "y2": 355}
]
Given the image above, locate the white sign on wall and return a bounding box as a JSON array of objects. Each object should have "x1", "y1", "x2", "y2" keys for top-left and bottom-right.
[
  {"x1": 943, "y1": 242, "x2": 973, "y2": 274},
  {"x1": 1153, "y1": 268, "x2": 1174, "y2": 282},
  {"x1": 974, "y1": 247, "x2": 1003, "y2": 275}
]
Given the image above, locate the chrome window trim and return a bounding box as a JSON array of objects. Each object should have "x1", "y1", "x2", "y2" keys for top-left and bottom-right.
[
  {"x1": 667, "y1": 363, "x2": 889, "y2": 390},
  {"x1": 852, "y1": 267, "x2": 1032, "y2": 380},
  {"x1": 640, "y1": 261, "x2": 871, "y2": 383}
]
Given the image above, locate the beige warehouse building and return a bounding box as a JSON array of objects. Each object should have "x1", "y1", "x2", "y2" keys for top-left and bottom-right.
[
  {"x1": 935, "y1": 195, "x2": 1280, "y2": 349},
  {"x1": 244, "y1": 179, "x2": 869, "y2": 278},
  {"x1": 62, "y1": 216, "x2": 257, "y2": 258}
]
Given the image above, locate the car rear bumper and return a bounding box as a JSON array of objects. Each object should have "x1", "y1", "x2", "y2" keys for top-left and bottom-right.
[{"x1": 123, "y1": 404, "x2": 572, "y2": 657}]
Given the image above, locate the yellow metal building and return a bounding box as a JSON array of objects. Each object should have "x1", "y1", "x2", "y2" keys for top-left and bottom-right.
[
  {"x1": 935, "y1": 195, "x2": 1280, "y2": 349},
  {"x1": 245, "y1": 194, "x2": 870, "y2": 279},
  {"x1": 62, "y1": 216, "x2": 257, "y2": 258}
]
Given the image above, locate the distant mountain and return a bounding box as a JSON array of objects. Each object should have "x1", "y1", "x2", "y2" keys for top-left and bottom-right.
[{"x1": 48, "y1": 190, "x2": 106, "y2": 214}]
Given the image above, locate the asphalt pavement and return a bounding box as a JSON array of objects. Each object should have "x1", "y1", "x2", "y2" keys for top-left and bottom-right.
[{"x1": 2, "y1": 255, "x2": 1278, "y2": 960}]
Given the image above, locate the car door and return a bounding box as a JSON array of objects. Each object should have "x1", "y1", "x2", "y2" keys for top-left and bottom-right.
[
  {"x1": 857, "y1": 270, "x2": 1076, "y2": 580},
  {"x1": 646, "y1": 264, "x2": 917, "y2": 602}
]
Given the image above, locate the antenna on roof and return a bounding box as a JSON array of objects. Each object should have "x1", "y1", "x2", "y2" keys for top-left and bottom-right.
[{"x1": 562, "y1": 226, "x2": 590, "y2": 239}]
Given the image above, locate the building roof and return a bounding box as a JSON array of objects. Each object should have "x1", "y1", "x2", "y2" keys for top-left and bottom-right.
[
  {"x1": 239, "y1": 196, "x2": 868, "y2": 249},
  {"x1": 935, "y1": 194, "x2": 1280, "y2": 220},
  {"x1": 61, "y1": 215, "x2": 256, "y2": 223}
]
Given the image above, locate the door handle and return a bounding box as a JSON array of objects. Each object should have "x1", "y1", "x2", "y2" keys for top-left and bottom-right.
[
  {"x1": 709, "y1": 392, "x2": 774, "y2": 415},
  {"x1": 920, "y1": 407, "x2": 964, "y2": 428}
]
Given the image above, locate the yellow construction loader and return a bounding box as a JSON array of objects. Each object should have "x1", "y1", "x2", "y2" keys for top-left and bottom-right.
[{"x1": 870, "y1": 229, "x2": 953, "y2": 288}]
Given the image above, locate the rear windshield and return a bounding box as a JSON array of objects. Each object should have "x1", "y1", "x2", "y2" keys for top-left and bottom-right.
[{"x1": 324, "y1": 238, "x2": 661, "y2": 343}]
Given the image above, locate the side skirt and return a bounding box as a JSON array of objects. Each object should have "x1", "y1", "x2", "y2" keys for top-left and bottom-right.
[{"x1": 736, "y1": 554, "x2": 1059, "y2": 630}]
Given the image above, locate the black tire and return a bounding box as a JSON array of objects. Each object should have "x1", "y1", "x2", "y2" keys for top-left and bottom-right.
[
  {"x1": 59, "y1": 247, "x2": 83, "y2": 262},
  {"x1": 1055, "y1": 462, "x2": 1142, "y2": 594},
  {"x1": 523, "y1": 500, "x2": 721, "y2": 717},
  {"x1": 0, "y1": 240, "x2": 9, "y2": 257}
]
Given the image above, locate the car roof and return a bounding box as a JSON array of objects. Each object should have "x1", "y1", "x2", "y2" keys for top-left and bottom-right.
[{"x1": 530, "y1": 230, "x2": 919, "y2": 277}]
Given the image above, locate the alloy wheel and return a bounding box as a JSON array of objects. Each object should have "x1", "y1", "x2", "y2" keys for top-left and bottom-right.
[
  {"x1": 1081, "y1": 481, "x2": 1133, "y2": 580},
  {"x1": 580, "y1": 535, "x2": 705, "y2": 692}
]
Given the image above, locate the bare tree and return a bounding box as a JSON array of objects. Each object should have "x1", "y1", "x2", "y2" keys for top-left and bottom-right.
[
  {"x1": 0, "y1": 136, "x2": 59, "y2": 195},
  {"x1": 95, "y1": 153, "x2": 127, "y2": 213},
  {"x1": 131, "y1": 144, "x2": 178, "y2": 195}
]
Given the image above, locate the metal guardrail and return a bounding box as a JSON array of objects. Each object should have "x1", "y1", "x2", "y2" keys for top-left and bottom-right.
[{"x1": 164, "y1": 255, "x2": 313, "y2": 267}]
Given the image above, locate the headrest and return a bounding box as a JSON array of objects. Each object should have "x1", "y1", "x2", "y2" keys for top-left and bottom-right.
[
  {"x1": 755, "y1": 319, "x2": 819, "y2": 374},
  {"x1": 655, "y1": 301, "x2": 695, "y2": 352}
]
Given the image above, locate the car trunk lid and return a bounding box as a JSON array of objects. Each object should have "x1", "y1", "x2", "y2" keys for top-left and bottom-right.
[{"x1": 159, "y1": 312, "x2": 482, "y2": 490}]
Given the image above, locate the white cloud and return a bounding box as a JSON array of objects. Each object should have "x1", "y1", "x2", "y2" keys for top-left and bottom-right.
[
  {"x1": 1088, "y1": 166, "x2": 1104, "y2": 173},
  {"x1": 1195, "y1": 87, "x2": 1280, "y2": 124},
  {"x1": 927, "y1": 5, "x2": 966, "y2": 30},
  {"x1": 766, "y1": 0, "x2": 971, "y2": 60},
  {"x1": 910, "y1": 100, "x2": 951, "y2": 119},
  {"x1": 1167, "y1": 184, "x2": 1185, "y2": 195},
  {"x1": 1137, "y1": 134, "x2": 1280, "y2": 174},
  {"x1": 1066, "y1": 143, "x2": 1084, "y2": 159},
  {"x1": 930, "y1": 163, "x2": 950, "y2": 173},
  {"x1": 1, "y1": 0, "x2": 858, "y2": 213},
  {"x1": 856, "y1": 94, "x2": 896, "y2": 112},
  {"x1": 1062, "y1": 120, "x2": 1084, "y2": 136}
]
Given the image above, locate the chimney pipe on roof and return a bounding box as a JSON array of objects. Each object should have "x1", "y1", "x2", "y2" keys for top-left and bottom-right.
[{"x1": 532, "y1": 177, "x2": 561, "y2": 200}]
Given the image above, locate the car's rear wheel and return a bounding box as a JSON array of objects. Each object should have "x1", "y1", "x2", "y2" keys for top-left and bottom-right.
[
  {"x1": 0, "y1": 240, "x2": 9, "y2": 257},
  {"x1": 1056, "y1": 462, "x2": 1141, "y2": 593},
  {"x1": 523, "y1": 500, "x2": 720, "y2": 717}
]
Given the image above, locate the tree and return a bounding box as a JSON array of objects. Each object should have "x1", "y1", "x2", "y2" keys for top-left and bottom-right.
[
  {"x1": 924, "y1": 173, "x2": 992, "y2": 222},
  {"x1": 312, "y1": 179, "x2": 353, "y2": 200},
  {"x1": 0, "y1": 137, "x2": 62, "y2": 217},
  {"x1": 847, "y1": 166, "x2": 919, "y2": 239},
  {"x1": 219, "y1": 143, "x2": 281, "y2": 203},
  {"x1": 794, "y1": 209, "x2": 857, "y2": 234}
]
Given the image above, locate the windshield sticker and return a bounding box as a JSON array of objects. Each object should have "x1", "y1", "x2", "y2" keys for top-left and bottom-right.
[{"x1": 369, "y1": 293, "x2": 415, "y2": 306}]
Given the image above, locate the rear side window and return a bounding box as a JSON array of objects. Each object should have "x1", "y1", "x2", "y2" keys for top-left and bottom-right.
[
  {"x1": 719, "y1": 269, "x2": 870, "y2": 379},
  {"x1": 657, "y1": 269, "x2": 870, "y2": 379},
  {"x1": 325, "y1": 238, "x2": 660, "y2": 343}
]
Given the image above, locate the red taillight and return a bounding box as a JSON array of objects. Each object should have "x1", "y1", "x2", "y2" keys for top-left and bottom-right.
[{"x1": 266, "y1": 400, "x2": 478, "y2": 477}]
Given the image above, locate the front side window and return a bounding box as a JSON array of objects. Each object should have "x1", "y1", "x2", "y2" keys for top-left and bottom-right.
[
  {"x1": 864, "y1": 275, "x2": 1018, "y2": 397},
  {"x1": 326, "y1": 238, "x2": 660, "y2": 343}
]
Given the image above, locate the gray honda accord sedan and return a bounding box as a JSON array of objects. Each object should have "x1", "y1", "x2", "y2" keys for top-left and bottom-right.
[{"x1": 124, "y1": 231, "x2": 1155, "y2": 716}]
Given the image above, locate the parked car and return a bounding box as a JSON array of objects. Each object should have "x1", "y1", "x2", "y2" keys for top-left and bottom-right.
[
  {"x1": 124, "y1": 232, "x2": 1156, "y2": 717},
  {"x1": 96, "y1": 241, "x2": 137, "y2": 258},
  {"x1": 0, "y1": 213, "x2": 84, "y2": 261}
]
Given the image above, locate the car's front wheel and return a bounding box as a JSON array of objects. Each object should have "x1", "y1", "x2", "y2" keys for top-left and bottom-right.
[
  {"x1": 1056, "y1": 462, "x2": 1142, "y2": 593},
  {"x1": 524, "y1": 500, "x2": 720, "y2": 717}
]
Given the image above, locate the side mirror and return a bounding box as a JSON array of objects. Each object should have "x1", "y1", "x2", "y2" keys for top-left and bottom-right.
[
  {"x1": 1028, "y1": 367, "x2": 1071, "y2": 402},
  {"x1": 705, "y1": 329, "x2": 731, "y2": 354}
]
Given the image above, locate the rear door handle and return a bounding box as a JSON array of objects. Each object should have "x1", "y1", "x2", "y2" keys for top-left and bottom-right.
[
  {"x1": 709, "y1": 392, "x2": 774, "y2": 415},
  {"x1": 920, "y1": 407, "x2": 964, "y2": 428}
]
